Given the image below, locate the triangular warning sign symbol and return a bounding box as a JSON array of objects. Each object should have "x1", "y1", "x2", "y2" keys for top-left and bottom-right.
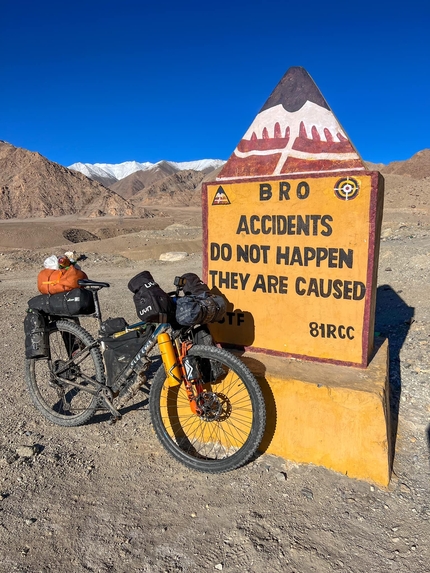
[
  {"x1": 217, "y1": 66, "x2": 366, "y2": 180},
  {"x1": 212, "y1": 186, "x2": 230, "y2": 205}
]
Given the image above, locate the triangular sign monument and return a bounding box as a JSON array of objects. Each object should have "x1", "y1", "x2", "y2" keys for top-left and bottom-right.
[{"x1": 203, "y1": 67, "x2": 383, "y2": 367}]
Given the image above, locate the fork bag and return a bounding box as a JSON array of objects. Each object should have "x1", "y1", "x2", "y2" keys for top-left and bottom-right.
[{"x1": 24, "y1": 309, "x2": 49, "y2": 359}]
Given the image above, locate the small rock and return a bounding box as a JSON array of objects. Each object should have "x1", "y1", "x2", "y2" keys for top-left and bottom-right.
[
  {"x1": 301, "y1": 487, "x2": 313, "y2": 500},
  {"x1": 385, "y1": 267, "x2": 392, "y2": 272},
  {"x1": 159, "y1": 252, "x2": 188, "y2": 262},
  {"x1": 275, "y1": 472, "x2": 287, "y2": 482},
  {"x1": 25, "y1": 518, "x2": 36, "y2": 525},
  {"x1": 400, "y1": 483, "x2": 411, "y2": 493},
  {"x1": 16, "y1": 446, "x2": 35, "y2": 458},
  {"x1": 215, "y1": 565, "x2": 223, "y2": 571},
  {"x1": 191, "y1": 512, "x2": 197, "y2": 518}
]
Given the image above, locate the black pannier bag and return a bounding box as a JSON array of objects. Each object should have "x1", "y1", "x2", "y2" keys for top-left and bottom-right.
[
  {"x1": 27, "y1": 288, "x2": 95, "y2": 317},
  {"x1": 192, "y1": 325, "x2": 225, "y2": 383},
  {"x1": 24, "y1": 309, "x2": 49, "y2": 359},
  {"x1": 128, "y1": 270, "x2": 175, "y2": 323},
  {"x1": 175, "y1": 292, "x2": 226, "y2": 326},
  {"x1": 102, "y1": 325, "x2": 155, "y2": 389},
  {"x1": 99, "y1": 317, "x2": 128, "y2": 337}
]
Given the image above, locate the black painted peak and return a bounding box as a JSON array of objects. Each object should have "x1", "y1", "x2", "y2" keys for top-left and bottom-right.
[{"x1": 261, "y1": 67, "x2": 329, "y2": 113}]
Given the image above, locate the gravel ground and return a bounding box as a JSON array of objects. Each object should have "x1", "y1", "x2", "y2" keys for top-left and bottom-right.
[{"x1": 0, "y1": 218, "x2": 429, "y2": 572}]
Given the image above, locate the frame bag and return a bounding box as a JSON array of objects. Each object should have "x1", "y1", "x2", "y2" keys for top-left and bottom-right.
[{"x1": 102, "y1": 325, "x2": 155, "y2": 390}]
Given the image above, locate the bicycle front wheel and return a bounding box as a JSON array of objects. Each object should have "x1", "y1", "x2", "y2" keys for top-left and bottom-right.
[
  {"x1": 25, "y1": 320, "x2": 104, "y2": 426},
  {"x1": 149, "y1": 345, "x2": 266, "y2": 473}
]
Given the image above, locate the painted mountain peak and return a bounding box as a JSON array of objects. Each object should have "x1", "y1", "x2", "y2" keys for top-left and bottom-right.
[{"x1": 218, "y1": 66, "x2": 366, "y2": 180}]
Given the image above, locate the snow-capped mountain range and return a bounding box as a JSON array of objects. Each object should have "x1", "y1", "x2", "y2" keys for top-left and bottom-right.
[{"x1": 69, "y1": 159, "x2": 225, "y2": 181}]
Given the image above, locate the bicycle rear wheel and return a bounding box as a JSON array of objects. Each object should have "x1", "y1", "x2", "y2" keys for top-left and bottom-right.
[
  {"x1": 25, "y1": 320, "x2": 103, "y2": 426},
  {"x1": 149, "y1": 345, "x2": 266, "y2": 473}
]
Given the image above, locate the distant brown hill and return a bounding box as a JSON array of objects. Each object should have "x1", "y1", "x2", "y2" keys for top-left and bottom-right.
[
  {"x1": 381, "y1": 149, "x2": 430, "y2": 179},
  {"x1": 0, "y1": 141, "x2": 146, "y2": 219},
  {"x1": 110, "y1": 161, "x2": 178, "y2": 199},
  {"x1": 131, "y1": 169, "x2": 205, "y2": 206}
]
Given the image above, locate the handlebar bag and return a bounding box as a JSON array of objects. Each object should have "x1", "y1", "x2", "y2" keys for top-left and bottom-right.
[
  {"x1": 180, "y1": 273, "x2": 210, "y2": 296},
  {"x1": 38, "y1": 267, "x2": 88, "y2": 295},
  {"x1": 27, "y1": 288, "x2": 95, "y2": 316},
  {"x1": 175, "y1": 292, "x2": 226, "y2": 326},
  {"x1": 128, "y1": 270, "x2": 176, "y2": 323}
]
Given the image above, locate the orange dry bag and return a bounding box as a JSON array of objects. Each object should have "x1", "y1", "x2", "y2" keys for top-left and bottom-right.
[{"x1": 37, "y1": 266, "x2": 88, "y2": 295}]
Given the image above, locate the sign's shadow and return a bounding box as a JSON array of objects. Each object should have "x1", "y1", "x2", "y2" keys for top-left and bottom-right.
[{"x1": 374, "y1": 284, "x2": 414, "y2": 463}]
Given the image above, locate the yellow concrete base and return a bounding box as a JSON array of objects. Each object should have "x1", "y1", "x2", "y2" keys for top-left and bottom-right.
[{"x1": 239, "y1": 339, "x2": 391, "y2": 486}]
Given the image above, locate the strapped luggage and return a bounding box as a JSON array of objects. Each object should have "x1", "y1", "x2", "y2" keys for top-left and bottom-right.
[
  {"x1": 128, "y1": 270, "x2": 176, "y2": 323},
  {"x1": 37, "y1": 266, "x2": 88, "y2": 295},
  {"x1": 175, "y1": 272, "x2": 226, "y2": 326},
  {"x1": 24, "y1": 309, "x2": 49, "y2": 359},
  {"x1": 175, "y1": 292, "x2": 226, "y2": 326},
  {"x1": 27, "y1": 288, "x2": 95, "y2": 317}
]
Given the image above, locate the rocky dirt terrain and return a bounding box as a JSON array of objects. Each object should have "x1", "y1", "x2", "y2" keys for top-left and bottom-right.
[{"x1": 0, "y1": 155, "x2": 429, "y2": 572}]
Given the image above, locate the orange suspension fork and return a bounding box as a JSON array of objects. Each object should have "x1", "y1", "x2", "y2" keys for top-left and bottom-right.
[{"x1": 177, "y1": 340, "x2": 203, "y2": 415}]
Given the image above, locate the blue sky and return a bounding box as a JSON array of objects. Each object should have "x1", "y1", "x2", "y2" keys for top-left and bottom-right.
[{"x1": 1, "y1": 0, "x2": 429, "y2": 167}]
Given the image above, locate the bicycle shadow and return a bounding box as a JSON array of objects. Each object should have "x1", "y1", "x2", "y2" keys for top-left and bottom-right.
[
  {"x1": 90, "y1": 390, "x2": 150, "y2": 425},
  {"x1": 427, "y1": 425, "x2": 430, "y2": 469},
  {"x1": 374, "y1": 284, "x2": 414, "y2": 465},
  {"x1": 231, "y1": 352, "x2": 277, "y2": 454},
  {"x1": 208, "y1": 287, "x2": 256, "y2": 348}
]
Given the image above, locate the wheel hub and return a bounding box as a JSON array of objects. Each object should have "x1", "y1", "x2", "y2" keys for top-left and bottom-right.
[{"x1": 196, "y1": 392, "x2": 222, "y2": 421}]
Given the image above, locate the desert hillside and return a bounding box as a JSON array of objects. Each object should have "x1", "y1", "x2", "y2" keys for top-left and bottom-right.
[
  {"x1": 0, "y1": 141, "x2": 146, "y2": 219},
  {"x1": 1, "y1": 141, "x2": 429, "y2": 220},
  {"x1": 109, "y1": 161, "x2": 179, "y2": 199}
]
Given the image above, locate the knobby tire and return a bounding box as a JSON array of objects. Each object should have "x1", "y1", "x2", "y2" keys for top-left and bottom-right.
[
  {"x1": 149, "y1": 345, "x2": 266, "y2": 473},
  {"x1": 25, "y1": 319, "x2": 104, "y2": 427}
]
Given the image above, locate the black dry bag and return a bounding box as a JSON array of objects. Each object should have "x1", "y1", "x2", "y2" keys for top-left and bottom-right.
[{"x1": 24, "y1": 310, "x2": 49, "y2": 359}]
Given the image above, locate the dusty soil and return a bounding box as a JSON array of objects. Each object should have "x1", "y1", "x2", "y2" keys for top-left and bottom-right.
[{"x1": 0, "y1": 201, "x2": 429, "y2": 573}]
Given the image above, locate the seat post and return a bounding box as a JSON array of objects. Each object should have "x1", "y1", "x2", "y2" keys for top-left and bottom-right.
[{"x1": 91, "y1": 289, "x2": 103, "y2": 327}]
